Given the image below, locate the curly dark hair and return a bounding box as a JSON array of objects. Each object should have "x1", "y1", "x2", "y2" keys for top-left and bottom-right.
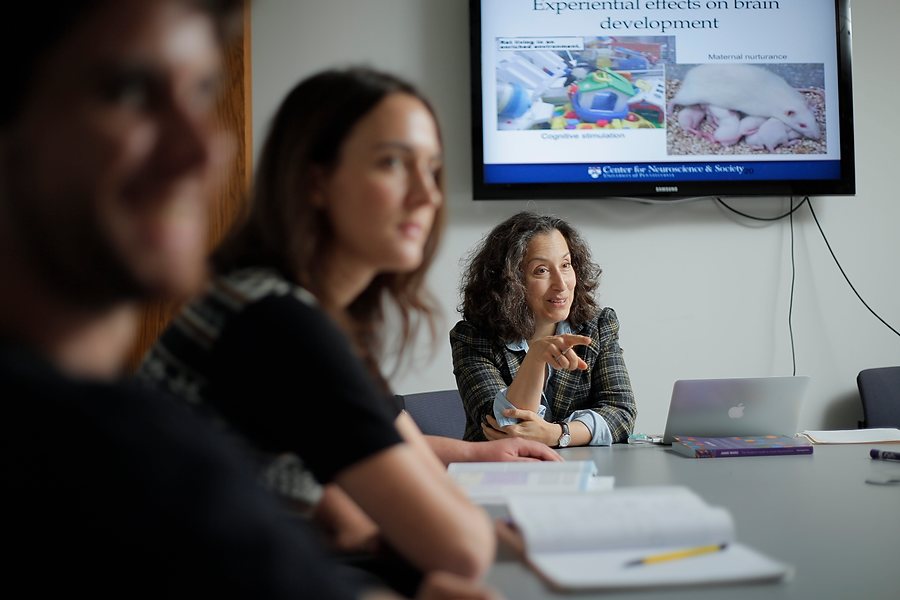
[
  {"x1": 212, "y1": 66, "x2": 445, "y2": 388},
  {"x1": 458, "y1": 212, "x2": 601, "y2": 343}
]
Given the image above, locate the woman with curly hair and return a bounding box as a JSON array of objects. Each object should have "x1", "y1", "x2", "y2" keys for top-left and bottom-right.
[{"x1": 451, "y1": 211, "x2": 637, "y2": 447}]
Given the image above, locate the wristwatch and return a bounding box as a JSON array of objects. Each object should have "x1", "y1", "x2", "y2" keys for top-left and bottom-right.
[{"x1": 556, "y1": 421, "x2": 571, "y2": 448}]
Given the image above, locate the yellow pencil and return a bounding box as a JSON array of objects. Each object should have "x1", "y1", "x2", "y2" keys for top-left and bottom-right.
[{"x1": 625, "y1": 543, "x2": 727, "y2": 567}]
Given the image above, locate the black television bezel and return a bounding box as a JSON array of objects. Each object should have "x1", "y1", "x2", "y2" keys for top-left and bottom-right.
[{"x1": 469, "y1": 0, "x2": 856, "y2": 200}]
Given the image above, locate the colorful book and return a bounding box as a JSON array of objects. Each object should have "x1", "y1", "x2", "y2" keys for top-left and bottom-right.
[{"x1": 672, "y1": 435, "x2": 813, "y2": 458}]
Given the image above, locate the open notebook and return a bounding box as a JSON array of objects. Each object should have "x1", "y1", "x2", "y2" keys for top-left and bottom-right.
[{"x1": 499, "y1": 486, "x2": 792, "y2": 591}]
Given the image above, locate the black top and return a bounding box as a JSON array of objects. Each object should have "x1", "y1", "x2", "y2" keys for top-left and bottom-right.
[
  {"x1": 1, "y1": 341, "x2": 359, "y2": 599},
  {"x1": 140, "y1": 268, "x2": 403, "y2": 486},
  {"x1": 211, "y1": 294, "x2": 402, "y2": 482}
]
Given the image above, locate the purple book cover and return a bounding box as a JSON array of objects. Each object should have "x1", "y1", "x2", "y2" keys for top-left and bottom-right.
[{"x1": 672, "y1": 435, "x2": 814, "y2": 458}]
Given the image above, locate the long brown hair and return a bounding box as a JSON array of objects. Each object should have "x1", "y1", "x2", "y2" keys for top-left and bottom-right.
[
  {"x1": 212, "y1": 66, "x2": 445, "y2": 387},
  {"x1": 458, "y1": 211, "x2": 601, "y2": 343}
]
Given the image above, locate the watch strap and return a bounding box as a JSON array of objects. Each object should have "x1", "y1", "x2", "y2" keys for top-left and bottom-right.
[{"x1": 557, "y1": 421, "x2": 570, "y2": 447}]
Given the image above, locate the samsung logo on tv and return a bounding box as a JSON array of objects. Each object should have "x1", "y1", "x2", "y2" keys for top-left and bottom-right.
[{"x1": 655, "y1": 186, "x2": 679, "y2": 193}]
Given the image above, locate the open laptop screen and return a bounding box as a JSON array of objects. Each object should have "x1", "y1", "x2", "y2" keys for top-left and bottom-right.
[{"x1": 662, "y1": 376, "x2": 811, "y2": 444}]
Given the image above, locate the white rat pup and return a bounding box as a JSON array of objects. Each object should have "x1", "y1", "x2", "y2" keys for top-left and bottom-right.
[
  {"x1": 744, "y1": 117, "x2": 802, "y2": 151},
  {"x1": 705, "y1": 104, "x2": 742, "y2": 146},
  {"x1": 676, "y1": 105, "x2": 708, "y2": 138},
  {"x1": 739, "y1": 115, "x2": 768, "y2": 138}
]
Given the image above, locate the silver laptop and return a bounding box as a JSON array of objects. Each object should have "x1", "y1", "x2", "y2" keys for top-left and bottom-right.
[{"x1": 661, "y1": 376, "x2": 811, "y2": 444}]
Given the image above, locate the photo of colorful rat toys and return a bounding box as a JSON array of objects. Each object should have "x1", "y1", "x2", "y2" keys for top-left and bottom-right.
[{"x1": 569, "y1": 68, "x2": 636, "y2": 122}]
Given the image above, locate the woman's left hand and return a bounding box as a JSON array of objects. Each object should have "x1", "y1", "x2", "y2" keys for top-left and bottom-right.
[{"x1": 482, "y1": 408, "x2": 559, "y2": 446}]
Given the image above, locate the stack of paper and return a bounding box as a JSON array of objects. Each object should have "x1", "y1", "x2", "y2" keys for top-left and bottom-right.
[
  {"x1": 799, "y1": 428, "x2": 900, "y2": 444},
  {"x1": 447, "y1": 460, "x2": 613, "y2": 505}
]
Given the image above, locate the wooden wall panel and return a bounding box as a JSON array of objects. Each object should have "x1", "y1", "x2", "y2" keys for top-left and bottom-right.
[{"x1": 126, "y1": 2, "x2": 252, "y2": 371}]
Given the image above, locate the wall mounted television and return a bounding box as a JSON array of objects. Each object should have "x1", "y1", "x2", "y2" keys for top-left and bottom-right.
[{"x1": 470, "y1": 0, "x2": 855, "y2": 200}]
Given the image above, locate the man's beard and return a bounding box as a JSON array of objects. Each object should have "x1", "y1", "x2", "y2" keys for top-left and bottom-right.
[{"x1": 4, "y1": 170, "x2": 148, "y2": 311}]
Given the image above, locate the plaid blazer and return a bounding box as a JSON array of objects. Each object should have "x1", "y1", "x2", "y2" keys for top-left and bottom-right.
[{"x1": 450, "y1": 307, "x2": 636, "y2": 443}]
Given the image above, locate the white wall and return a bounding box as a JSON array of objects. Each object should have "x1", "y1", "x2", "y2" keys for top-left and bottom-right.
[{"x1": 252, "y1": 0, "x2": 900, "y2": 434}]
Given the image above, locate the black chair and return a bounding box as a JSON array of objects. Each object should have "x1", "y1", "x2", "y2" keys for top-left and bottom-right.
[
  {"x1": 396, "y1": 389, "x2": 466, "y2": 439},
  {"x1": 857, "y1": 366, "x2": 900, "y2": 428}
]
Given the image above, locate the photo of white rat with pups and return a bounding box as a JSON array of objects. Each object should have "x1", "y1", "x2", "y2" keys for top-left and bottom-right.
[{"x1": 666, "y1": 63, "x2": 826, "y2": 155}]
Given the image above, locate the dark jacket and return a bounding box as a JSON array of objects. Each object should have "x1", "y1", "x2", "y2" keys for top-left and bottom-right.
[{"x1": 450, "y1": 307, "x2": 637, "y2": 443}]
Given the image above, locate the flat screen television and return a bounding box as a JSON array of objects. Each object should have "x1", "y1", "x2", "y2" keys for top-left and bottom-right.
[{"x1": 470, "y1": 0, "x2": 855, "y2": 200}]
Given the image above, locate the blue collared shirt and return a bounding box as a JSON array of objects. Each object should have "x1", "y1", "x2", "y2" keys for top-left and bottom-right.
[{"x1": 491, "y1": 321, "x2": 613, "y2": 446}]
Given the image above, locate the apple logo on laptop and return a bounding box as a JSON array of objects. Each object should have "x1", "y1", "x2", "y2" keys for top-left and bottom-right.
[{"x1": 728, "y1": 403, "x2": 745, "y2": 419}]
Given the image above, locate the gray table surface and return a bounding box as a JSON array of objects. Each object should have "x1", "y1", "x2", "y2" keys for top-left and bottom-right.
[{"x1": 486, "y1": 443, "x2": 900, "y2": 599}]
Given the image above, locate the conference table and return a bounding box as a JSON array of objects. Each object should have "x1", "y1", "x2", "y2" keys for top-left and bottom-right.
[{"x1": 486, "y1": 443, "x2": 900, "y2": 599}]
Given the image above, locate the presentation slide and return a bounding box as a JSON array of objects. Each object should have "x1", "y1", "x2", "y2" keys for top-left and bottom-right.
[{"x1": 480, "y1": 0, "x2": 843, "y2": 185}]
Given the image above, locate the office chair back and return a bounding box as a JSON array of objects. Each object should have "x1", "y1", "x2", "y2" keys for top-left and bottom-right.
[
  {"x1": 857, "y1": 366, "x2": 900, "y2": 428},
  {"x1": 397, "y1": 389, "x2": 466, "y2": 439}
]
